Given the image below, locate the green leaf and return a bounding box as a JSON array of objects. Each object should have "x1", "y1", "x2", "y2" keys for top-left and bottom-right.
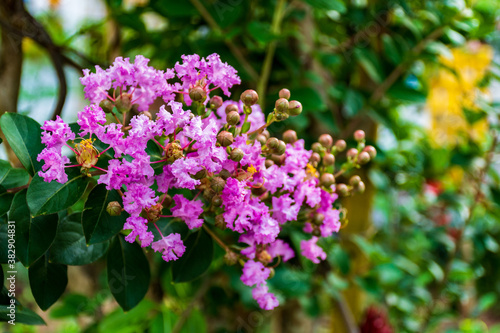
[
  {"x1": 241, "y1": 121, "x2": 251, "y2": 134},
  {"x1": 463, "y1": 107, "x2": 487, "y2": 125},
  {"x1": 9, "y1": 190, "x2": 58, "y2": 267},
  {"x1": 172, "y1": 229, "x2": 213, "y2": 283},
  {"x1": 342, "y1": 89, "x2": 364, "y2": 117},
  {"x1": 29, "y1": 255, "x2": 68, "y2": 311},
  {"x1": 82, "y1": 184, "x2": 127, "y2": 245},
  {"x1": 0, "y1": 294, "x2": 46, "y2": 325},
  {"x1": 49, "y1": 213, "x2": 109, "y2": 265},
  {"x1": 0, "y1": 113, "x2": 45, "y2": 176},
  {"x1": 387, "y1": 85, "x2": 427, "y2": 103},
  {"x1": 354, "y1": 49, "x2": 384, "y2": 83},
  {"x1": 0, "y1": 186, "x2": 13, "y2": 217},
  {"x1": 247, "y1": 22, "x2": 276, "y2": 44},
  {"x1": 382, "y1": 34, "x2": 401, "y2": 65},
  {"x1": 0, "y1": 160, "x2": 29, "y2": 190},
  {"x1": 50, "y1": 294, "x2": 90, "y2": 318},
  {"x1": 303, "y1": 0, "x2": 346, "y2": 13},
  {"x1": 27, "y1": 168, "x2": 89, "y2": 217},
  {"x1": 107, "y1": 235, "x2": 150, "y2": 311}
]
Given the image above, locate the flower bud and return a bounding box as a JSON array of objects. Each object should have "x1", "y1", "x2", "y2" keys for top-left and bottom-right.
[
  {"x1": 335, "y1": 140, "x2": 347, "y2": 152},
  {"x1": 251, "y1": 184, "x2": 267, "y2": 196},
  {"x1": 363, "y1": 145, "x2": 377, "y2": 159},
  {"x1": 275, "y1": 140, "x2": 286, "y2": 155},
  {"x1": 323, "y1": 153, "x2": 335, "y2": 166},
  {"x1": 312, "y1": 229, "x2": 321, "y2": 237},
  {"x1": 336, "y1": 183, "x2": 349, "y2": 196},
  {"x1": 211, "y1": 176, "x2": 226, "y2": 193},
  {"x1": 159, "y1": 194, "x2": 173, "y2": 207},
  {"x1": 319, "y1": 134, "x2": 333, "y2": 148},
  {"x1": 258, "y1": 250, "x2": 272, "y2": 264},
  {"x1": 320, "y1": 173, "x2": 335, "y2": 187},
  {"x1": 203, "y1": 188, "x2": 216, "y2": 201},
  {"x1": 224, "y1": 251, "x2": 238, "y2": 265},
  {"x1": 141, "y1": 111, "x2": 152, "y2": 120},
  {"x1": 354, "y1": 181, "x2": 366, "y2": 193},
  {"x1": 256, "y1": 134, "x2": 267, "y2": 145},
  {"x1": 261, "y1": 130, "x2": 270, "y2": 140},
  {"x1": 354, "y1": 130, "x2": 365, "y2": 142},
  {"x1": 287, "y1": 100, "x2": 302, "y2": 116},
  {"x1": 266, "y1": 137, "x2": 279, "y2": 151},
  {"x1": 212, "y1": 195, "x2": 222, "y2": 207},
  {"x1": 271, "y1": 153, "x2": 286, "y2": 165},
  {"x1": 215, "y1": 214, "x2": 226, "y2": 230},
  {"x1": 313, "y1": 213, "x2": 325, "y2": 225},
  {"x1": 279, "y1": 88, "x2": 291, "y2": 100},
  {"x1": 268, "y1": 267, "x2": 275, "y2": 279},
  {"x1": 275, "y1": 98, "x2": 289, "y2": 113},
  {"x1": 241, "y1": 89, "x2": 259, "y2": 106},
  {"x1": 225, "y1": 103, "x2": 239, "y2": 114},
  {"x1": 283, "y1": 130, "x2": 297, "y2": 144},
  {"x1": 99, "y1": 99, "x2": 114, "y2": 113},
  {"x1": 230, "y1": 148, "x2": 244, "y2": 162},
  {"x1": 219, "y1": 169, "x2": 231, "y2": 180},
  {"x1": 146, "y1": 203, "x2": 163, "y2": 223},
  {"x1": 275, "y1": 112, "x2": 289, "y2": 121},
  {"x1": 357, "y1": 151, "x2": 371, "y2": 165},
  {"x1": 115, "y1": 93, "x2": 132, "y2": 113},
  {"x1": 226, "y1": 111, "x2": 241, "y2": 126},
  {"x1": 193, "y1": 167, "x2": 207, "y2": 180},
  {"x1": 311, "y1": 142, "x2": 323, "y2": 153},
  {"x1": 165, "y1": 141, "x2": 184, "y2": 162},
  {"x1": 310, "y1": 152, "x2": 321, "y2": 164},
  {"x1": 349, "y1": 175, "x2": 361, "y2": 187},
  {"x1": 189, "y1": 86, "x2": 207, "y2": 102},
  {"x1": 347, "y1": 148, "x2": 358, "y2": 160},
  {"x1": 265, "y1": 159, "x2": 274, "y2": 168},
  {"x1": 106, "y1": 201, "x2": 123, "y2": 216},
  {"x1": 209, "y1": 95, "x2": 223, "y2": 109},
  {"x1": 217, "y1": 131, "x2": 234, "y2": 147}
]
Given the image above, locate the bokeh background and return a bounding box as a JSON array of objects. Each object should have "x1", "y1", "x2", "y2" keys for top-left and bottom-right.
[{"x1": 2, "y1": 0, "x2": 500, "y2": 332}]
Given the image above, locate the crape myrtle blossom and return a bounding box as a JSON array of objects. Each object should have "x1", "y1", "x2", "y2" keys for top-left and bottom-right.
[{"x1": 36, "y1": 53, "x2": 369, "y2": 311}]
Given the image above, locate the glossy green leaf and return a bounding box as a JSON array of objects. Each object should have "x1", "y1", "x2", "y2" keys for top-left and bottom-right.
[
  {"x1": 82, "y1": 184, "x2": 127, "y2": 245},
  {"x1": 27, "y1": 168, "x2": 89, "y2": 217},
  {"x1": 29, "y1": 255, "x2": 68, "y2": 311},
  {"x1": 0, "y1": 292, "x2": 46, "y2": 325},
  {"x1": 0, "y1": 113, "x2": 44, "y2": 176},
  {"x1": 303, "y1": 0, "x2": 346, "y2": 13},
  {"x1": 49, "y1": 213, "x2": 109, "y2": 265},
  {"x1": 0, "y1": 186, "x2": 13, "y2": 217},
  {"x1": 9, "y1": 190, "x2": 58, "y2": 267},
  {"x1": 172, "y1": 229, "x2": 213, "y2": 283},
  {"x1": 241, "y1": 121, "x2": 251, "y2": 134},
  {"x1": 107, "y1": 235, "x2": 150, "y2": 311}
]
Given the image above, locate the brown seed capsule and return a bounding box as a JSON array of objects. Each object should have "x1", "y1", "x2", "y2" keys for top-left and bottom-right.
[
  {"x1": 266, "y1": 137, "x2": 279, "y2": 151},
  {"x1": 106, "y1": 201, "x2": 123, "y2": 216},
  {"x1": 275, "y1": 140, "x2": 286, "y2": 155},
  {"x1": 193, "y1": 167, "x2": 207, "y2": 180},
  {"x1": 99, "y1": 99, "x2": 114, "y2": 113},
  {"x1": 159, "y1": 194, "x2": 173, "y2": 208},
  {"x1": 230, "y1": 148, "x2": 244, "y2": 162},
  {"x1": 320, "y1": 173, "x2": 335, "y2": 187},
  {"x1": 279, "y1": 88, "x2": 291, "y2": 100},
  {"x1": 241, "y1": 89, "x2": 259, "y2": 106},
  {"x1": 363, "y1": 145, "x2": 377, "y2": 159},
  {"x1": 265, "y1": 159, "x2": 275, "y2": 168},
  {"x1": 256, "y1": 134, "x2": 267, "y2": 145},
  {"x1": 336, "y1": 183, "x2": 349, "y2": 196},
  {"x1": 203, "y1": 188, "x2": 216, "y2": 201},
  {"x1": 335, "y1": 139, "x2": 347, "y2": 152},
  {"x1": 271, "y1": 153, "x2": 286, "y2": 165},
  {"x1": 226, "y1": 111, "x2": 241, "y2": 125},
  {"x1": 225, "y1": 103, "x2": 239, "y2": 114},
  {"x1": 311, "y1": 142, "x2": 323, "y2": 153},
  {"x1": 275, "y1": 98, "x2": 289, "y2": 113},
  {"x1": 283, "y1": 130, "x2": 297, "y2": 144},
  {"x1": 115, "y1": 93, "x2": 132, "y2": 113},
  {"x1": 347, "y1": 148, "x2": 358, "y2": 160},
  {"x1": 146, "y1": 203, "x2": 163, "y2": 223},
  {"x1": 357, "y1": 151, "x2": 371, "y2": 165},
  {"x1": 189, "y1": 86, "x2": 207, "y2": 102},
  {"x1": 323, "y1": 153, "x2": 335, "y2": 166},
  {"x1": 219, "y1": 169, "x2": 231, "y2": 180},
  {"x1": 287, "y1": 100, "x2": 303, "y2": 116},
  {"x1": 319, "y1": 134, "x2": 333, "y2": 148},
  {"x1": 349, "y1": 175, "x2": 361, "y2": 187},
  {"x1": 211, "y1": 176, "x2": 226, "y2": 193},
  {"x1": 209, "y1": 95, "x2": 223, "y2": 109},
  {"x1": 313, "y1": 213, "x2": 325, "y2": 225},
  {"x1": 217, "y1": 131, "x2": 234, "y2": 147},
  {"x1": 354, "y1": 130, "x2": 365, "y2": 142},
  {"x1": 224, "y1": 251, "x2": 238, "y2": 265},
  {"x1": 215, "y1": 214, "x2": 226, "y2": 230},
  {"x1": 354, "y1": 181, "x2": 366, "y2": 193},
  {"x1": 212, "y1": 195, "x2": 223, "y2": 207},
  {"x1": 251, "y1": 184, "x2": 267, "y2": 196},
  {"x1": 261, "y1": 130, "x2": 270, "y2": 139}
]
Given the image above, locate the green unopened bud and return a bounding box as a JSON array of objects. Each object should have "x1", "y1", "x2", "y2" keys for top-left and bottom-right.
[
  {"x1": 283, "y1": 130, "x2": 297, "y2": 144},
  {"x1": 336, "y1": 183, "x2": 349, "y2": 196},
  {"x1": 99, "y1": 99, "x2": 114, "y2": 113},
  {"x1": 310, "y1": 152, "x2": 321, "y2": 165},
  {"x1": 275, "y1": 98, "x2": 289, "y2": 113},
  {"x1": 363, "y1": 145, "x2": 377, "y2": 159},
  {"x1": 320, "y1": 173, "x2": 335, "y2": 187},
  {"x1": 189, "y1": 86, "x2": 207, "y2": 102},
  {"x1": 335, "y1": 140, "x2": 347, "y2": 152},
  {"x1": 226, "y1": 111, "x2": 241, "y2": 126},
  {"x1": 217, "y1": 131, "x2": 234, "y2": 147},
  {"x1": 230, "y1": 148, "x2": 244, "y2": 162},
  {"x1": 275, "y1": 140, "x2": 286, "y2": 155},
  {"x1": 311, "y1": 142, "x2": 323, "y2": 153},
  {"x1": 219, "y1": 169, "x2": 231, "y2": 180},
  {"x1": 106, "y1": 201, "x2": 123, "y2": 216},
  {"x1": 354, "y1": 181, "x2": 366, "y2": 193},
  {"x1": 141, "y1": 111, "x2": 152, "y2": 120},
  {"x1": 279, "y1": 88, "x2": 291, "y2": 100},
  {"x1": 159, "y1": 194, "x2": 173, "y2": 207},
  {"x1": 209, "y1": 95, "x2": 223, "y2": 109},
  {"x1": 313, "y1": 213, "x2": 325, "y2": 225},
  {"x1": 354, "y1": 130, "x2": 365, "y2": 142},
  {"x1": 224, "y1": 251, "x2": 238, "y2": 265},
  {"x1": 265, "y1": 159, "x2": 274, "y2": 168},
  {"x1": 211, "y1": 176, "x2": 226, "y2": 193},
  {"x1": 271, "y1": 153, "x2": 286, "y2": 165},
  {"x1": 225, "y1": 104, "x2": 239, "y2": 114},
  {"x1": 193, "y1": 167, "x2": 207, "y2": 180},
  {"x1": 266, "y1": 137, "x2": 279, "y2": 151},
  {"x1": 323, "y1": 153, "x2": 335, "y2": 166},
  {"x1": 287, "y1": 100, "x2": 302, "y2": 116},
  {"x1": 319, "y1": 134, "x2": 333, "y2": 148},
  {"x1": 215, "y1": 214, "x2": 226, "y2": 230},
  {"x1": 203, "y1": 188, "x2": 216, "y2": 201},
  {"x1": 241, "y1": 89, "x2": 259, "y2": 106},
  {"x1": 256, "y1": 134, "x2": 267, "y2": 145},
  {"x1": 350, "y1": 175, "x2": 361, "y2": 187},
  {"x1": 357, "y1": 151, "x2": 371, "y2": 165},
  {"x1": 212, "y1": 195, "x2": 222, "y2": 207},
  {"x1": 275, "y1": 112, "x2": 289, "y2": 121},
  {"x1": 262, "y1": 130, "x2": 270, "y2": 139},
  {"x1": 347, "y1": 148, "x2": 358, "y2": 160},
  {"x1": 115, "y1": 93, "x2": 132, "y2": 113}
]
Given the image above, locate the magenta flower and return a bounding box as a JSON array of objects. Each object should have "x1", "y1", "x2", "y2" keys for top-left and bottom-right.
[
  {"x1": 122, "y1": 182, "x2": 158, "y2": 216},
  {"x1": 300, "y1": 236, "x2": 327, "y2": 264},
  {"x1": 151, "y1": 233, "x2": 186, "y2": 262},
  {"x1": 171, "y1": 194, "x2": 204, "y2": 229},
  {"x1": 40, "y1": 116, "x2": 75, "y2": 150},
  {"x1": 37, "y1": 148, "x2": 70, "y2": 183},
  {"x1": 77, "y1": 104, "x2": 106, "y2": 137},
  {"x1": 240, "y1": 260, "x2": 270, "y2": 286},
  {"x1": 267, "y1": 239, "x2": 295, "y2": 262},
  {"x1": 252, "y1": 284, "x2": 279, "y2": 310},
  {"x1": 123, "y1": 216, "x2": 154, "y2": 247}
]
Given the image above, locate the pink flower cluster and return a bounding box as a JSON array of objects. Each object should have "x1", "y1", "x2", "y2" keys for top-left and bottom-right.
[{"x1": 37, "y1": 54, "x2": 341, "y2": 311}]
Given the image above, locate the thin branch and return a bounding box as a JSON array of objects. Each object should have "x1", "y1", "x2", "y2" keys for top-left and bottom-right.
[
  {"x1": 202, "y1": 224, "x2": 229, "y2": 252},
  {"x1": 188, "y1": 0, "x2": 259, "y2": 82}
]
